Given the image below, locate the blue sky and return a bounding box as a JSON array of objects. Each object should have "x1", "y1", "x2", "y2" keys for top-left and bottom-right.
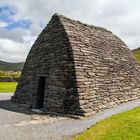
[
  {"x1": 0, "y1": 5, "x2": 32, "y2": 30},
  {"x1": 6, "y1": 19, "x2": 32, "y2": 30},
  {"x1": 0, "y1": 0, "x2": 140, "y2": 62},
  {"x1": 0, "y1": 5, "x2": 16, "y2": 22}
]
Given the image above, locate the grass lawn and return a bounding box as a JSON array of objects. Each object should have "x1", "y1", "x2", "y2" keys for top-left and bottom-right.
[
  {"x1": 133, "y1": 49, "x2": 140, "y2": 64},
  {"x1": 0, "y1": 82, "x2": 17, "y2": 92},
  {"x1": 73, "y1": 106, "x2": 140, "y2": 140}
]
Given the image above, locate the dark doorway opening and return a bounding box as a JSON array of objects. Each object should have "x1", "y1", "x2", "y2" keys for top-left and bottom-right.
[{"x1": 34, "y1": 76, "x2": 46, "y2": 109}]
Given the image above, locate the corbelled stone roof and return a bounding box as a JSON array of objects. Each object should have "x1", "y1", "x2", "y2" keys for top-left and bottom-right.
[
  {"x1": 54, "y1": 13, "x2": 112, "y2": 33},
  {"x1": 12, "y1": 14, "x2": 140, "y2": 117}
]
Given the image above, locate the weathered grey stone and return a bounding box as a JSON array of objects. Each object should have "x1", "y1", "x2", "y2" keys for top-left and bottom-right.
[{"x1": 11, "y1": 13, "x2": 140, "y2": 117}]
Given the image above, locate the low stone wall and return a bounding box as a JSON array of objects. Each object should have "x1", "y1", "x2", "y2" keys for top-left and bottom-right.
[{"x1": 0, "y1": 77, "x2": 19, "y2": 82}]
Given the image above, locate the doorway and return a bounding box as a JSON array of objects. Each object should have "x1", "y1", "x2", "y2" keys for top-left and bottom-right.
[{"x1": 34, "y1": 76, "x2": 46, "y2": 109}]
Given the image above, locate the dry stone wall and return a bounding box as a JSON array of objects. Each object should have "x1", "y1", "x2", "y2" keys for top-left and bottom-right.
[
  {"x1": 60, "y1": 15, "x2": 140, "y2": 116},
  {"x1": 12, "y1": 14, "x2": 140, "y2": 117},
  {"x1": 0, "y1": 77, "x2": 19, "y2": 82},
  {"x1": 12, "y1": 14, "x2": 81, "y2": 115}
]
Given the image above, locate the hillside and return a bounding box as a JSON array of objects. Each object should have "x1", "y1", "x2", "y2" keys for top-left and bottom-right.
[
  {"x1": 132, "y1": 47, "x2": 140, "y2": 64},
  {"x1": 0, "y1": 60, "x2": 24, "y2": 71}
]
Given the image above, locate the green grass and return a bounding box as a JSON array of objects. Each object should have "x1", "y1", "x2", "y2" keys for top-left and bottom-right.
[
  {"x1": 0, "y1": 82, "x2": 18, "y2": 92},
  {"x1": 73, "y1": 107, "x2": 140, "y2": 140},
  {"x1": 0, "y1": 70, "x2": 21, "y2": 78},
  {"x1": 133, "y1": 48, "x2": 140, "y2": 64}
]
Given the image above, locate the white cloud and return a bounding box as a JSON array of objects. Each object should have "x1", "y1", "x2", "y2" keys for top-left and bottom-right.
[
  {"x1": 0, "y1": 28, "x2": 31, "y2": 42},
  {"x1": 0, "y1": 21, "x2": 8, "y2": 28},
  {"x1": 0, "y1": 38, "x2": 32, "y2": 62}
]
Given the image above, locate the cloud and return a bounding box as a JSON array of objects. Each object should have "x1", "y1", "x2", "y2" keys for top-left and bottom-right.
[
  {"x1": 0, "y1": 28, "x2": 30, "y2": 42},
  {"x1": 0, "y1": 5, "x2": 32, "y2": 30},
  {"x1": 0, "y1": 0, "x2": 140, "y2": 62},
  {"x1": 0, "y1": 38, "x2": 32, "y2": 62},
  {"x1": 0, "y1": 21, "x2": 8, "y2": 27},
  {"x1": 97, "y1": 0, "x2": 127, "y2": 19}
]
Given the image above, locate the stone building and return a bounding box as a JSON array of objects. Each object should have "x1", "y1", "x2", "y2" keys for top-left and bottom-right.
[{"x1": 12, "y1": 14, "x2": 140, "y2": 117}]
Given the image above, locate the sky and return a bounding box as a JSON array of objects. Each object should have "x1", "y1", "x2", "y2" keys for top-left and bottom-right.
[{"x1": 0, "y1": 0, "x2": 140, "y2": 62}]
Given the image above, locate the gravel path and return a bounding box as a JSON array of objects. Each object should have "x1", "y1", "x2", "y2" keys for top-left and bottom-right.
[{"x1": 0, "y1": 93, "x2": 140, "y2": 140}]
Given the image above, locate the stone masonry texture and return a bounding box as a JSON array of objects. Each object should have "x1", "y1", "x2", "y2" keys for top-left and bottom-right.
[{"x1": 11, "y1": 14, "x2": 140, "y2": 117}]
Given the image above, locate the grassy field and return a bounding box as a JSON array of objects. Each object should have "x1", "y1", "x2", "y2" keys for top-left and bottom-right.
[
  {"x1": 133, "y1": 48, "x2": 140, "y2": 64},
  {"x1": 0, "y1": 82, "x2": 17, "y2": 92},
  {"x1": 0, "y1": 70, "x2": 21, "y2": 78},
  {"x1": 73, "y1": 106, "x2": 140, "y2": 140}
]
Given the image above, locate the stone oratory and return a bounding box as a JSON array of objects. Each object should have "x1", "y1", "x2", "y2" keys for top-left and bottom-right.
[{"x1": 12, "y1": 14, "x2": 140, "y2": 117}]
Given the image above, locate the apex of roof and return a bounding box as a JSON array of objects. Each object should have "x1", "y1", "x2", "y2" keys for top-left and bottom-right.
[{"x1": 51, "y1": 13, "x2": 112, "y2": 33}]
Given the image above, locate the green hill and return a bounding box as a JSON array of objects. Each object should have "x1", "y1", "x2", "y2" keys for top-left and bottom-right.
[
  {"x1": 0, "y1": 60, "x2": 24, "y2": 71},
  {"x1": 132, "y1": 47, "x2": 140, "y2": 64}
]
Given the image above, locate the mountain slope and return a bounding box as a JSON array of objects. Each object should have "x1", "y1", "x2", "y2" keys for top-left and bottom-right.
[
  {"x1": 132, "y1": 47, "x2": 140, "y2": 64},
  {"x1": 0, "y1": 60, "x2": 24, "y2": 71}
]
